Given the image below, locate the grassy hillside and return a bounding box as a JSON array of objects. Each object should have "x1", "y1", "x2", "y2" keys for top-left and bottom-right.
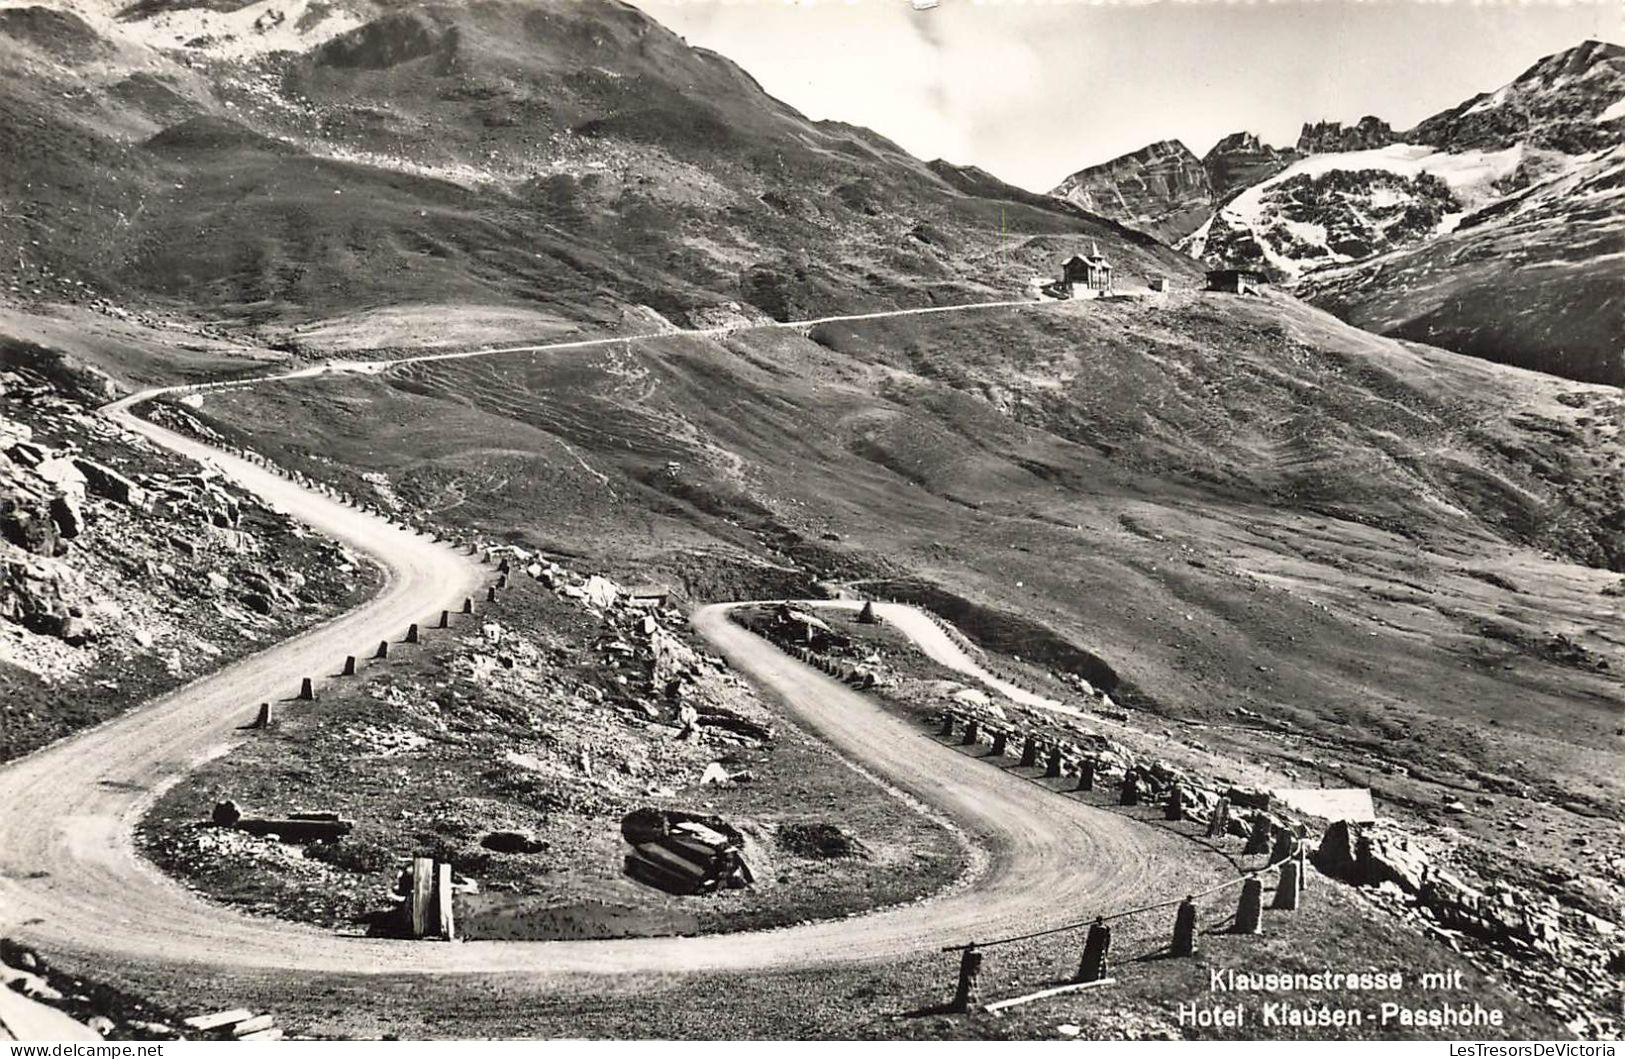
[{"x1": 167, "y1": 294, "x2": 1625, "y2": 836}]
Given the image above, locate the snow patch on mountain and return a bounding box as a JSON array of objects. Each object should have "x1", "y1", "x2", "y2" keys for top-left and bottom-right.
[
  {"x1": 26, "y1": 0, "x2": 371, "y2": 60},
  {"x1": 1228, "y1": 144, "x2": 1524, "y2": 222},
  {"x1": 1192, "y1": 143, "x2": 1524, "y2": 279}
]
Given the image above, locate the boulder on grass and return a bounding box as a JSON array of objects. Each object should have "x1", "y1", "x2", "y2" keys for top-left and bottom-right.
[
  {"x1": 481, "y1": 830, "x2": 546, "y2": 854},
  {"x1": 49, "y1": 494, "x2": 83, "y2": 538},
  {"x1": 72, "y1": 457, "x2": 147, "y2": 509},
  {"x1": 1314, "y1": 820, "x2": 1360, "y2": 881}
]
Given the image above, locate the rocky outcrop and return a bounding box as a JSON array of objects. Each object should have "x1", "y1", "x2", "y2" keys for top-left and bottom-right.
[
  {"x1": 1202, "y1": 131, "x2": 1298, "y2": 202},
  {"x1": 1203, "y1": 166, "x2": 1460, "y2": 276},
  {"x1": 1316, "y1": 820, "x2": 1621, "y2": 1038},
  {"x1": 72, "y1": 457, "x2": 148, "y2": 510},
  {"x1": 1049, "y1": 140, "x2": 1214, "y2": 243},
  {"x1": 1313, "y1": 820, "x2": 1429, "y2": 893},
  {"x1": 1, "y1": 362, "x2": 371, "y2": 763},
  {"x1": 1295, "y1": 116, "x2": 1395, "y2": 154}
]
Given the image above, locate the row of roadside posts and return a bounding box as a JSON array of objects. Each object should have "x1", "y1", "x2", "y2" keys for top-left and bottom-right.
[
  {"x1": 933, "y1": 710, "x2": 1309, "y2": 1015},
  {"x1": 211, "y1": 427, "x2": 513, "y2": 735}
]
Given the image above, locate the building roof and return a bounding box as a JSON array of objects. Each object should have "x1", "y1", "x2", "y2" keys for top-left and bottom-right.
[
  {"x1": 1063, "y1": 254, "x2": 1112, "y2": 268},
  {"x1": 1206, "y1": 268, "x2": 1265, "y2": 279},
  {"x1": 1271, "y1": 788, "x2": 1376, "y2": 822}
]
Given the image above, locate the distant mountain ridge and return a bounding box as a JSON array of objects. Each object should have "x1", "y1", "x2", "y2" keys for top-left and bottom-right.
[
  {"x1": 1050, "y1": 139, "x2": 1214, "y2": 243},
  {"x1": 1050, "y1": 38, "x2": 1625, "y2": 384},
  {"x1": 1203, "y1": 131, "x2": 1298, "y2": 202}
]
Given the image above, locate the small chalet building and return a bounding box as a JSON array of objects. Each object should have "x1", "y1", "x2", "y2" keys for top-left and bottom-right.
[
  {"x1": 1205, "y1": 268, "x2": 1266, "y2": 295},
  {"x1": 1060, "y1": 242, "x2": 1114, "y2": 299}
]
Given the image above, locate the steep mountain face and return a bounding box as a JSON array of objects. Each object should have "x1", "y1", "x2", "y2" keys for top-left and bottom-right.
[
  {"x1": 1201, "y1": 131, "x2": 1298, "y2": 202},
  {"x1": 1048, "y1": 140, "x2": 1214, "y2": 243},
  {"x1": 0, "y1": 0, "x2": 1199, "y2": 334},
  {"x1": 1182, "y1": 38, "x2": 1625, "y2": 384}
]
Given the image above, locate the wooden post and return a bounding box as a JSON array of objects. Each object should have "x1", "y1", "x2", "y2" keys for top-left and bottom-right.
[
  {"x1": 1171, "y1": 897, "x2": 1197, "y2": 957},
  {"x1": 409, "y1": 857, "x2": 435, "y2": 938},
  {"x1": 939, "y1": 713, "x2": 956, "y2": 738},
  {"x1": 438, "y1": 610, "x2": 450, "y2": 629},
  {"x1": 989, "y1": 730, "x2": 1008, "y2": 757},
  {"x1": 1296, "y1": 840, "x2": 1310, "y2": 890},
  {"x1": 1045, "y1": 745, "x2": 1062, "y2": 778},
  {"x1": 1077, "y1": 919, "x2": 1112, "y2": 983},
  {"x1": 498, "y1": 574, "x2": 509, "y2": 589},
  {"x1": 486, "y1": 586, "x2": 497, "y2": 603},
  {"x1": 1273, "y1": 860, "x2": 1301, "y2": 911},
  {"x1": 1119, "y1": 768, "x2": 1140, "y2": 806},
  {"x1": 254, "y1": 702, "x2": 273, "y2": 729},
  {"x1": 298, "y1": 677, "x2": 315, "y2": 701},
  {"x1": 406, "y1": 623, "x2": 420, "y2": 645},
  {"x1": 1245, "y1": 814, "x2": 1272, "y2": 856},
  {"x1": 435, "y1": 861, "x2": 457, "y2": 941},
  {"x1": 1020, "y1": 734, "x2": 1037, "y2": 768},
  {"x1": 1270, "y1": 828, "x2": 1296, "y2": 865},
  {"x1": 1076, "y1": 758, "x2": 1095, "y2": 792},
  {"x1": 375, "y1": 640, "x2": 390, "y2": 659},
  {"x1": 1235, "y1": 876, "x2": 1264, "y2": 934},
  {"x1": 462, "y1": 597, "x2": 474, "y2": 614},
  {"x1": 1165, "y1": 783, "x2": 1185, "y2": 821},
  {"x1": 1207, "y1": 797, "x2": 1230, "y2": 838},
  {"x1": 961, "y1": 719, "x2": 980, "y2": 747},
  {"x1": 342, "y1": 655, "x2": 357, "y2": 676},
  {"x1": 949, "y1": 947, "x2": 982, "y2": 1014}
]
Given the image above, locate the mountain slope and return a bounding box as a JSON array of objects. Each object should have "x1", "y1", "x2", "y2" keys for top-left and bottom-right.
[
  {"x1": 1299, "y1": 145, "x2": 1625, "y2": 385},
  {"x1": 2, "y1": 3, "x2": 1622, "y2": 1035},
  {"x1": 162, "y1": 292, "x2": 1625, "y2": 889},
  {"x1": 1410, "y1": 38, "x2": 1625, "y2": 153},
  {"x1": 0, "y1": 0, "x2": 1199, "y2": 334}
]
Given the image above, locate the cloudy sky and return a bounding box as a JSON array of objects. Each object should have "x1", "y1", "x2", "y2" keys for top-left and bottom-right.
[{"x1": 629, "y1": 0, "x2": 1620, "y2": 191}]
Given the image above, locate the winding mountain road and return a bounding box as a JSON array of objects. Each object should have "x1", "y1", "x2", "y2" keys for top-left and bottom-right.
[{"x1": 0, "y1": 300, "x2": 1207, "y2": 991}]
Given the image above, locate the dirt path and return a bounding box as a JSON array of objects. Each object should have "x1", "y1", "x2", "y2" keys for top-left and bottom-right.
[
  {"x1": 809, "y1": 600, "x2": 1080, "y2": 716},
  {"x1": 162, "y1": 297, "x2": 1058, "y2": 392},
  {"x1": 0, "y1": 298, "x2": 1218, "y2": 991}
]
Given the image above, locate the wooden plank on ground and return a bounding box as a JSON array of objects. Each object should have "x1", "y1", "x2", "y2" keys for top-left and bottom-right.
[
  {"x1": 436, "y1": 861, "x2": 456, "y2": 941},
  {"x1": 181, "y1": 1008, "x2": 253, "y2": 1032},
  {"x1": 984, "y1": 977, "x2": 1117, "y2": 1014},
  {"x1": 239, "y1": 1028, "x2": 285, "y2": 1042},
  {"x1": 410, "y1": 856, "x2": 435, "y2": 938},
  {"x1": 230, "y1": 1014, "x2": 275, "y2": 1038}
]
